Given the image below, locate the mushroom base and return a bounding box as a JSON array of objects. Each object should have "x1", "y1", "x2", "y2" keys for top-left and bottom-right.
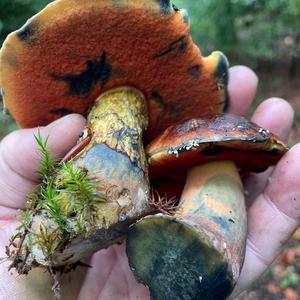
[
  {"x1": 127, "y1": 215, "x2": 234, "y2": 300},
  {"x1": 127, "y1": 161, "x2": 247, "y2": 300},
  {"x1": 6, "y1": 87, "x2": 151, "y2": 275}
]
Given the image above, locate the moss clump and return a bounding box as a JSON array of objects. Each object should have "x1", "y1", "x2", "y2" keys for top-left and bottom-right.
[{"x1": 7, "y1": 131, "x2": 107, "y2": 275}]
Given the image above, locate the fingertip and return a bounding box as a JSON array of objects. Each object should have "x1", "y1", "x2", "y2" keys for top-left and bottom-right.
[
  {"x1": 290, "y1": 142, "x2": 300, "y2": 153},
  {"x1": 251, "y1": 97, "x2": 294, "y2": 142},
  {"x1": 264, "y1": 142, "x2": 300, "y2": 221},
  {"x1": 228, "y1": 66, "x2": 258, "y2": 116},
  {"x1": 47, "y1": 114, "x2": 86, "y2": 130},
  {"x1": 252, "y1": 97, "x2": 294, "y2": 120},
  {"x1": 230, "y1": 65, "x2": 258, "y2": 83},
  {"x1": 0, "y1": 114, "x2": 86, "y2": 182},
  {"x1": 279, "y1": 142, "x2": 300, "y2": 170},
  {"x1": 44, "y1": 114, "x2": 86, "y2": 157}
]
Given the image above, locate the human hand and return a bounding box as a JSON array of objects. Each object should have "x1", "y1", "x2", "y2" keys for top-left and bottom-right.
[
  {"x1": 0, "y1": 66, "x2": 298, "y2": 299},
  {"x1": 0, "y1": 111, "x2": 149, "y2": 299}
]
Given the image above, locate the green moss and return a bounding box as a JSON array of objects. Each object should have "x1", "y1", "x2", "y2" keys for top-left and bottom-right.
[{"x1": 8, "y1": 131, "x2": 108, "y2": 271}]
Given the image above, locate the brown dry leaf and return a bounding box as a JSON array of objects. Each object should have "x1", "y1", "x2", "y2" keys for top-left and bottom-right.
[
  {"x1": 266, "y1": 283, "x2": 281, "y2": 294},
  {"x1": 273, "y1": 265, "x2": 288, "y2": 280},
  {"x1": 284, "y1": 288, "x2": 298, "y2": 300},
  {"x1": 282, "y1": 248, "x2": 297, "y2": 265}
]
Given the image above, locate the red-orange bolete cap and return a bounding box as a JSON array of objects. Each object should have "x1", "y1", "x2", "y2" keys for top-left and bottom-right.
[
  {"x1": 0, "y1": 0, "x2": 229, "y2": 141},
  {"x1": 147, "y1": 113, "x2": 288, "y2": 177}
]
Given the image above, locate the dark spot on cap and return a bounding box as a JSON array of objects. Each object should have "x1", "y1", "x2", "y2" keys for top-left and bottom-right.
[
  {"x1": 202, "y1": 145, "x2": 225, "y2": 156},
  {"x1": 151, "y1": 90, "x2": 166, "y2": 112},
  {"x1": 156, "y1": 0, "x2": 172, "y2": 14},
  {"x1": 223, "y1": 89, "x2": 230, "y2": 112},
  {"x1": 52, "y1": 51, "x2": 112, "y2": 97},
  {"x1": 172, "y1": 4, "x2": 179, "y2": 12},
  {"x1": 214, "y1": 53, "x2": 229, "y2": 86},
  {"x1": 188, "y1": 64, "x2": 202, "y2": 79},
  {"x1": 50, "y1": 108, "x2": 73, "y2": 117},
  {"x1": 16, "y1": 20, "x2": 38, "y2": 43},
  {"x1": 267, "y1": 147, "x2": 281, "y2": 155},
  {"x1": 213, "y1": 53, "x2": 229, "y2": 112},
  {"x1": 153, "y1": 36, "x2": 188, "y2": 58}
]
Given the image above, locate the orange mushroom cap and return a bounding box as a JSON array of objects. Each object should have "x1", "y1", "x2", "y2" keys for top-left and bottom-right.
[
  {"x1": 0, "y1": 0, "x2": 229, "y2": 141},
  {"x1": 147, "y1": 113, "x2": 288, "y2": 178}
]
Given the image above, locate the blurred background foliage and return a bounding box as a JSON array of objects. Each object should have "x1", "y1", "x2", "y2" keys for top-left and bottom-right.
[
  {"x1": 0, "y1": 0, "x2": 50, "y2": 44},
  {"x1": 0, "y1": 0, "x2": 300, "y2": 139},
  {"x1": 175, "y1": 0, "x2": 300, "y2": 67}
]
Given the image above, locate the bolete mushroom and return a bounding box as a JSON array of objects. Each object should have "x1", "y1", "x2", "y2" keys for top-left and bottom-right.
[
  {"x1": 126, "y1": 114, "x2": 288, "y2": 299},
  {"x1": 0, "y1": 0, "x2": 230, "y2": 273}
]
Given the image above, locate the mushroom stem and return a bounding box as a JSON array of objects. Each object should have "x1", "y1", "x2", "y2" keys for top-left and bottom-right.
[
  {"x1": 126, "y1": 160, "x2": 246, "y2": 300},
  {"x1": 8, "y1": 87, "x2": 151, "y2": 272},
  {"x1": 179, "y1": 160, "x2": 246, "y2": 280}
]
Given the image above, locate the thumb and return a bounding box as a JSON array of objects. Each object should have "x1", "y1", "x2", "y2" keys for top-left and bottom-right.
[{"x1": 0, "y1": 114, "x2": 85, "y2": 210}]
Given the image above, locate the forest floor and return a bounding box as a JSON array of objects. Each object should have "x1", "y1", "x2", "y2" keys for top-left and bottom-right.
[{"x1": 254, "y1": 62, "x2": 300, "y2": 145}]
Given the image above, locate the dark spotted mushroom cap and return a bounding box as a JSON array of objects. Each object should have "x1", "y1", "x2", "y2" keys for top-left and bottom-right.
[
  {"x1": 0, "y1": 0, "x2": 229, "y2": 141},
  {"x1": 147, "y1": 113, "x2": 288, "y2": 178}
]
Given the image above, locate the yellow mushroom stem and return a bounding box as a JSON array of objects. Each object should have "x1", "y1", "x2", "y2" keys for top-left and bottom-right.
[
  {"x1": 177, "y1": 160, "x2": 247, "y2": 281},
  {"x1": 9, "y1": 87, "x2": 152, "y2": 272}
]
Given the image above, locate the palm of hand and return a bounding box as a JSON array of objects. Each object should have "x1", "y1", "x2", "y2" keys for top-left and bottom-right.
[
  {"x1": 0, "y1": 229, "x2": 147, "y2": 299},
  {"x1": 0, "y1": 66, "x2": 298, "y2": 300}
]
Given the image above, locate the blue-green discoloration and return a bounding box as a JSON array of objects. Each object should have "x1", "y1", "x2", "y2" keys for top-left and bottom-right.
[
  {"x1": 156, "y1": 0, "x2": 172, "y2": 14},
  {"x1": 214, "y1": 53, "x2": 229, "y2": 86},
  {"x1": 16, "y1": 20, "x2": 38, "y2": 43},
  {"x1": 127, "y1": 216, "x2": 233, "y2": 300},
  {"x1": 82, "y1": 143, "x2": 145, "y2": 183},
  {"x1": 185, "y1": 174, "x2": 245, "y2": 242},
  {"x1": 214, "y1": 53, "x2": 229, "y2": 112},
  {"x1": 211, "y1": 216, "x2": 230, "y2": 232},
  {"x1": 181, "y1": 9, "x2": 190, "y2": 24}
]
